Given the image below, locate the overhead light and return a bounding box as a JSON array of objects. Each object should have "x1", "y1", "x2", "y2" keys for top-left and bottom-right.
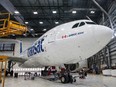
[
  {"x1": 14, "y1": 10, "x2": 19, "y2": 14},
  {"x1": 72, "y1": 11, "x2": 76, "y2": 14},
  {"x1": 25, "y1": 22, "x2": 28, "y2": 24},
  {"x1": 43, "y1": 29, "x2": 47, "y2": 31},
  {"x1": 90, "y1": 10, "x2": 95, "y2": 14},
  {"x1": 52, "y1": 11, "x2": 57, "y2": 14},
  {"x1": 30, "y1": 29, "x2": 33, "y2": 31},
  {"x1": 39, "y1": 21, "x2": 43, "y2": 24},
  {"x1": 55, "y1": 21, "x2": 59, "y2": 24},
  {"x1": 33, "y1": 11, "x2": 38, "y2": 14}
]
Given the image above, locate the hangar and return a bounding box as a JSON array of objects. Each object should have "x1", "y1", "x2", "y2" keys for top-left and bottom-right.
[{"x1": 0, "y1": 0, "x2": 116, "y2": 87}]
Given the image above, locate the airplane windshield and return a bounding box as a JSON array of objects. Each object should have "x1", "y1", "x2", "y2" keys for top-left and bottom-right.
[
  {"x1": 86, "y1": 22, "x2": 96, "y2": 24},
  {"x1": 72, "y1": 23, "x2": 79, "y2": 28},
  {"x1": 72, "y1": 22, "x2": 85, "y2": 28}
]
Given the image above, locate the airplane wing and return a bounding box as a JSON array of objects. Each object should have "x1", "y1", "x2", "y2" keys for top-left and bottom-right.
[{"x1": 8, "y1": 56, "x2": 27, "y2": 63}]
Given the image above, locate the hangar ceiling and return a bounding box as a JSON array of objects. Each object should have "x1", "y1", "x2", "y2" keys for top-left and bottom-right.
[{"x1": 0, "y1": 0, "x2": 115, "y2": 38}]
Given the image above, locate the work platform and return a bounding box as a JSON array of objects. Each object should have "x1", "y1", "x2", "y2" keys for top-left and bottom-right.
[
  {"x1": 0, "y1": 55, "x2": 8, "y2": 87},
  {"x1": 0, "y1": 13, "x2": 28, "y2": 37}
]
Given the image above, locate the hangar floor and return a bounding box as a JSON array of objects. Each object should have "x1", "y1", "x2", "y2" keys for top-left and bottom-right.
[{"x1": 4, "y1": 74, "x2": 116, "y2": 87}]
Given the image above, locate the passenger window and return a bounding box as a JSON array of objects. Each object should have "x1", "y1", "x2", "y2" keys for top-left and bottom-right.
[
  {"x1": 72, "y1": 23, "x2": 79, "y2": 28},
  {"x1": 79, "y1": 22, "x2": 85, "y2": 27}
]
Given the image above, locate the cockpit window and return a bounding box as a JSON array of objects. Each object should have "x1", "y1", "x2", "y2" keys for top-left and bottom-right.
[
  {"x1": 86, "y1": 22, "x2": 96, "y2": 24},
  {"x1": 72, "y1": 23, "x2": 79, "y2": 28},
  {"x1": 72, "y1": 22, "x2": 86, "y2": 29},
  {"x1": 79, "y1": 22, "x2": 85, "y2": 27}
]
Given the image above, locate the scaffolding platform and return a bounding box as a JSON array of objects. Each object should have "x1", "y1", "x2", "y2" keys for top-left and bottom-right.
[
  {"x1": 0, "y1": 13, "x2": 28, "y2": 37},
  {"x1": 0, "y1": 55, "x2": 8, "y2": 87}
]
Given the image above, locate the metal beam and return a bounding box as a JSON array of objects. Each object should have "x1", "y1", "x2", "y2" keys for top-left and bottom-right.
[
  {"x1": 0, "y1": 0, "x2": 24, "y2": 24},
  {"x1": 92, "y1": 0, "x2": 113, "y2": 30},
  {"x1": 14, "y1": 6, "x2": 71, "y2": 8},
  {"x1": 68, "y1": 8, "x2": 99, "y2": 12}
]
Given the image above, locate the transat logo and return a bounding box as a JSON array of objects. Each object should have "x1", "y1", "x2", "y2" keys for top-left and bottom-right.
[{"x1": 27, "y1": 38, "x2": 44, "y2": 57}]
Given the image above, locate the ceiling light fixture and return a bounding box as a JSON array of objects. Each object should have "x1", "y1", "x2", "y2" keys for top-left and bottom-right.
[
  {"x1": 39, "y1": 21, "x2": 43, "y2": 24},
  {"x1": 33, "y1": 11, "x2": 38, "y2": 14},
  {"x1": 14, "y1": 10, "x2": 19, "y2": 14},
  {"x1": 52, "y1": 11, "x2": 57, "y2": 14},
  {"x1": 43, "y1": 29, "x2": 47, "y2": 31},
  {"x1": 25, "y1": 22, "x2": 28, "y2": 24},
  {"x1": 72, "y1": 11, "x2": 76, "y2": 14},
  {"x1": 55, "y1": 21, "x2": 59, "y2": 24},
  {"x1": 90, "y1": 10, "x2": 95, "y2": 14}
]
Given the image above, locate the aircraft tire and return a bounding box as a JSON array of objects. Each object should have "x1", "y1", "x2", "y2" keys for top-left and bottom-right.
[
  {"x1": 68, "y1": 75, "x2": 73, "y2": 83},
  {"x1": 61, "y1": 75, "x2": 69, "y2": 83},
  {"x1": 73, "y1": 79, "x2": 76, "y2": 82}
]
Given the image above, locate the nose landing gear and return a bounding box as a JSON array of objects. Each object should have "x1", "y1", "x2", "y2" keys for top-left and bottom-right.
[
  {"x1": 60, "y1": 74, "x2": 76, "y2": 83},
  {"x1": 60, "y1": 72, "x2": 76, "y2": 83}
]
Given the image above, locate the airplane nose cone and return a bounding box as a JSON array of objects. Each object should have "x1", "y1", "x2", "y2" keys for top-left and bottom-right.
[{"x1": 94, "y1": 25, "x2": 113, "y2": 47}]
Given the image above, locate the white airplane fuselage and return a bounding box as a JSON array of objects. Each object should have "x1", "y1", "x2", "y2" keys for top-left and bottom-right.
[{"x1": 20, "y1": 20, "x2": 113, "y2": 68}]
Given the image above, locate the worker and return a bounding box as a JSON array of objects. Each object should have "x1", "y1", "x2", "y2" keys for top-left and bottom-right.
[
  {"x1": 48, "y1": 68, "x2": 51, "y2": 75},
  {"x1": 51, "y1": 66, "x2": 57, "y2": 79},
  {"x1": 79, "y1": 69, "x2": 85, "y2": 79}
]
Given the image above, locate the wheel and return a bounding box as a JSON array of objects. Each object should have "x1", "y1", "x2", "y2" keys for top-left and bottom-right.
[
  {"x1": 61, "y1": 76, "x2": 66, "y2": 83},
  {"x1": 61, "y1": 75, "x2": 69, "y2": 83},
  {"x1": 73, "y1": 79, "x2": 76, "y2": 82},
  {"x1": 61, "y1": 76, "x2": 65, "y2": 83},
  {"x1": 68, "y1": 75, "x2": 73, "y2": 83}
]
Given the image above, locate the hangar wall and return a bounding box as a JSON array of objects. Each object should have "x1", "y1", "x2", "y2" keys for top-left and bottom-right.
[
  {"x1": 0, "y1": 41, "x2": 15, "y2": 56},
  {"x1": 0, "y1": 38, "x2": 38, "y2": 56},
  {"x1": 87, "y1": 1, "x2": 116, "y2": 72},
  {"x1": 0, "y1": 38, "x2": 38, "y2": 68},
  {"x1": 88, "y1": 38, "x2": 116, "y2": 71}
]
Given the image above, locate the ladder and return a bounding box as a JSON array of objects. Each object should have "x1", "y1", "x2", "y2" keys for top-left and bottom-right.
[
  {"x1": 0, "y1": 55, "x2": 8, "y2": 87},
  {"x1": 0, "y1": 13, "x2": 28, "y2": 37}
]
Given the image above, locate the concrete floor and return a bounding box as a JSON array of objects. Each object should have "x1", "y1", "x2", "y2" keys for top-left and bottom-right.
[{"x1": 3, "y1": 74, "x2": 116, "y2": 87}]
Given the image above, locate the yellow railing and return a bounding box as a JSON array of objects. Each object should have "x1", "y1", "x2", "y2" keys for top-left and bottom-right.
[
  {"x1": 0, "y1": 55, "x2": 8, "y2": 87},
  {"x1": 0, "y1": 13, "x2": 28, "y2": 37}
]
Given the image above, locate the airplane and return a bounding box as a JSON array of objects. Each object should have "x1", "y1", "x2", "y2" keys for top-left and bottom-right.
[{"x1": 1, "y1": 19, "x2": 113, "y2": 83}]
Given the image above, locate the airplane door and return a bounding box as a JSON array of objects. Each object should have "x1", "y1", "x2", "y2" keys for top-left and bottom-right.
[{"x1": 48, "y1": 31, "x2": 56, "y2": 43}]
